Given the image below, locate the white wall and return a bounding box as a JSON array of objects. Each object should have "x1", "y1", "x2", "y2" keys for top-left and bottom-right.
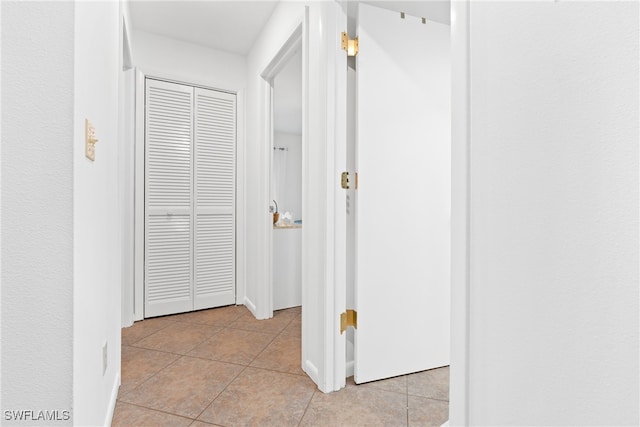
[
  {"x1": 131, "y1": 29, "x2": 246, "y2": 91},
  {"x1": 1, "y1": 3, "x2": 75, "y2": 423},
  {"x1": 73, "y1": 1, "x2": 122, "y2": 425},
  {"x1": 2, "y1": 2, "x2": 123, "y2": 424},
  {"x1": 273, "y1": 49, "x2": 303, "y2": 135},
  {"x1": 272, "y1": 132, "x2": 302, "y2": 221},
  {"x1": 464, "y1": 2, "x2": 639, "y2": 425},
  {"x1": 273, "y1": 227, "x2": 302, "y2": 310}
]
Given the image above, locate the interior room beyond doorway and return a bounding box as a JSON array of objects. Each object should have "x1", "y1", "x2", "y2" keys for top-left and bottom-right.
[{"x1": 271, "y1": 49, "x2": 303, "y2": 312}]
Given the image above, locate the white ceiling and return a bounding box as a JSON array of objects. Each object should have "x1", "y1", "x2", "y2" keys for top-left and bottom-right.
[
  {"x1": 127, "y1": 1, "x2": 450, "y2": 57},
  {"x1": 361, "y1": 1, "x2": 450, "y2": 25},
  {"x1": 128, "y1": 1, "x2": 279, "y2": 55},
  {"x1": 273, "y1": 49, "x2": 303, "y2": 135},
  {"x1": 127, "y1": 1, "x2": 447, "y2": 135}
]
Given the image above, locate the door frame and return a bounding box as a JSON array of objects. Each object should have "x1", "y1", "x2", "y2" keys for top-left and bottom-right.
[
  {"x1": 449, "y1": 1, "x2": 471, "y2": 424},
  {"x1": 132, "y1": 69, "x2": 246, "y2": 321},
  {"x1": 253, "y1": 3, "x2": 348, "y2": 393},
  {"x1": 119, "y1": 16, "x2": 135, "y2": 328},
  {"x1": 258, "y1": 23, "x2": 304, "y2": 320}
]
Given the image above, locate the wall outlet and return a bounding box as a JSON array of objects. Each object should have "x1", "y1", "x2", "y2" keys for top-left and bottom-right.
[{"x1": 102, "y1": 341, "x2": 108, "y2": 376}]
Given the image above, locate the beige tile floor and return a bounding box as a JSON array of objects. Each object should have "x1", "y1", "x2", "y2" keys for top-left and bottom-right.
[{"x1": 114, "y1": 305, "x2": 449, "y2": 427}]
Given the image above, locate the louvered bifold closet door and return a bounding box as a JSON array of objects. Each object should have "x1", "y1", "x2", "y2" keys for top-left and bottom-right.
[
  {"x1": 193, "y1": 87, "x2": 236, "y2": 309},
  {"x1": 145, "y1": 79, "x2": 194, "y2": 317}
]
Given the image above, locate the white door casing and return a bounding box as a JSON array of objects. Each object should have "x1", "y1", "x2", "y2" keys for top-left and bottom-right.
[{"x1": 354, "y1": 3, "x2": 451, "y2": 383}]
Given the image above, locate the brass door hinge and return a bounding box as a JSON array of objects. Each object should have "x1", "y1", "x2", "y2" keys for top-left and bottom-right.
[
  {"x1": 340, "y1": 309, "x2": 357, "y2": 334},
  {"x1": 355, "y1": 172, "x2": 358, "y2": 190},
  {"x1": 341, "y1": 171, "x2": 350, "y2": 189},
  {"x1": 341, "y1": 32, "x2": 358, "y2": 57}
]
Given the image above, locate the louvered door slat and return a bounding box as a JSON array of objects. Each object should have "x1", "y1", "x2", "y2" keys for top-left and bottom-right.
[
  {"x1": 195, "y1": 215, "x2": 235, "y2": 305},
  {"x1": 145, "y1": 79, "x2": 193, "y2": 317},
  {"x1": 194, "y1": 88, "x2": 236, "y2": 309}
]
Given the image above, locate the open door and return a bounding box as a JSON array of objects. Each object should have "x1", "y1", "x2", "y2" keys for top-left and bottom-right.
[{"x1": 354, "y1": 3, "x2": 451, "y2": 383}]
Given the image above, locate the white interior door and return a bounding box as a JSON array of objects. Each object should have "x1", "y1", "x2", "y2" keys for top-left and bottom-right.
[
  {"x1": 145, "y1": 79, "x2": 194, "y2": 317},
  {"x1": 194, "y1": 87, "x2": 236, "y2": 309},
  {"x1": 354, "y1": 3, "x2": 451, "y2": 383}
]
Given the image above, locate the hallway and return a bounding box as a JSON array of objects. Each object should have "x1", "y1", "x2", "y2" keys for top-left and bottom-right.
[{"x1": 114, "y1": 305, "x2": 449, "y2": 426}]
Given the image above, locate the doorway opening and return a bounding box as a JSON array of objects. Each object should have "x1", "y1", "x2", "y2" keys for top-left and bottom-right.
[
  {"x1": 260, "y1": 23, "x2": 303, "y2": 319},
  {"x1": 271, "y1": 49, "x2": 303, "y2": 311}
]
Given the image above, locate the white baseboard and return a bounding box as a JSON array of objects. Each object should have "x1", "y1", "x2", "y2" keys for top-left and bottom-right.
[
  {"x1": 244, "y1": 296, "x2": 257, "y2": 317},
  {"x1": 104, "y1": 372, "x2": 120, "y2": 427},
  {"x1": 304, "y1": 359, "x2": 319, "y2": 387}
]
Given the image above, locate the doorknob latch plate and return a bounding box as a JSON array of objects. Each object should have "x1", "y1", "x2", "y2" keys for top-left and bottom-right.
[{"x1": 340, "y1": 309, "x2": 357, "y2": 334}]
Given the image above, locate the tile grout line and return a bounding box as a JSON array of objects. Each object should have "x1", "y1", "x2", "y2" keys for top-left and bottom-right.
[
  {"x1": 117, "y1": 353, "x2": 185, "y2": 403},
  {"x1": 192, "y1": 363, "x2": 250, "y2": 425},
  {"x1": 189, "y1": 308, "x2": 300, "y2": 426},
  {"x1": 125, "y1": 318, "x2": 247, "y2": 423},
  {"x1": 116, "y1": 401, "x2": 196, "y2": 422},
  {"x1": 176, "y1": 351, "x2": 261, "y2": 370},
  {"x1": 121, "y1": 305, "x2": 448, "y2": 425},
  {"x1": 248, "y1": 310, "x2": 303, "y2": 375},
  {"x1": 246, "y1": 328, "x2": 281, "y2": 365},
  {"x1": 128, "y1": 325, "x2": 225, "y2": 358},
  {"x1": 286, "y1": 308, "x2": 312, "y2": 427},
  {"x1": 134, "y1": 313, "x2": 249, "y2": 423},
  {"x1": 123, "y1": 318, "x2": 178, "y2": 347},
  {"x1": 119, "y1": 320, "x2": 234, "y2": 410},
  {"x1": 406, "y1": 375, "x2": 410, "y2": 427},
  {"x1": 118, "y1": 307, "x2": 309, "y2": 425},
  {"x1": 297, "y1": 389, "x2": 317, "y2": 427},
  {"x1": 243, "y1": 364, "x2": 308, "y2": 378},
  {"x1": 188, "y1": 309, "x2": 297, "y2": 425},
  {"x1": 243, "y1": 310, "x2": 298, "y2": 367},
  {"x1": 408, "y1": 395, "x2": 450, "y2": 403},
  {"x1": 127, "y1": 317, "x2": 224, "y2": 352}
]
